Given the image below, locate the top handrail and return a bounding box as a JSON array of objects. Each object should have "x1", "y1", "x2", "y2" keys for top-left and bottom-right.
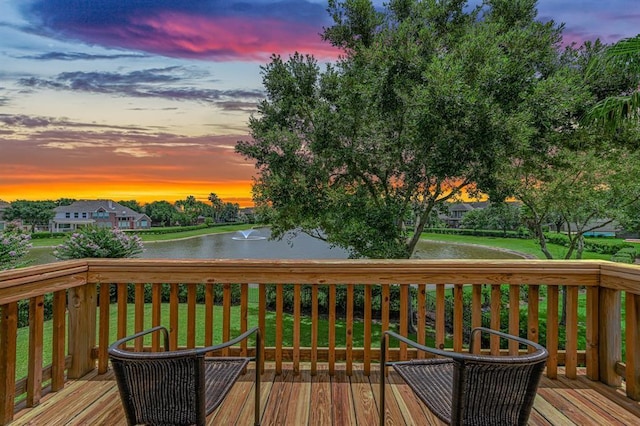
[{"x1": 1, "y1": 259, "x2": 640, "y2": 305}]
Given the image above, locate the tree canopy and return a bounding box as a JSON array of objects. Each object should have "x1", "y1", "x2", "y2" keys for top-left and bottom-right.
[
  {"x1": 3, "y1": 200, "x2": 56, "y2": 232},
  {"x1": 236, "y1": 0, "x2": 580, "y2": 259}
]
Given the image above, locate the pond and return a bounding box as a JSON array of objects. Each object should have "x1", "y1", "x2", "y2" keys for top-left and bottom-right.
[{"x1": 25, "y1": 227, "x2": 524, "y2": 266}]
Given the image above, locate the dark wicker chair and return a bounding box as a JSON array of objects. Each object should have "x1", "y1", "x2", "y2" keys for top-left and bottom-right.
[
  {"x1": 108, "y1": 325, "x2": 261, "y2": 426},
  {"x1": 380, "y1": 327, "x2": 548, "y2": 426}
]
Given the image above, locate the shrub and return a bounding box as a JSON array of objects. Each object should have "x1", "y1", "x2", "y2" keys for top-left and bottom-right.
[
  {"x1": 53, "y1": 227, "x2": 144, "y2": 259},
  {"x1": 0, "y1": 223, "x2": 32, "y2": 270}
]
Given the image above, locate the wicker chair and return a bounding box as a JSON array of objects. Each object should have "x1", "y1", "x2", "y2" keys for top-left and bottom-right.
[
  {"x1": 108, "y1": 325, "x2": 261, "y2": 426},
  {"x1": 380, "y1": 327, "x2": 548, "y2": 426}
]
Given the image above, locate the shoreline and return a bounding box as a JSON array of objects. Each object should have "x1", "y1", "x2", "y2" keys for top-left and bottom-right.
[{"x1": 420, "y1": 239, "x2": 536, "y2": 259}]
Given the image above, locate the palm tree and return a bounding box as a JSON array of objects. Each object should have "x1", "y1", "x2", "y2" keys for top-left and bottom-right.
[{"x1": 585, "y1": 35, "x2": 640, "y2": 129}]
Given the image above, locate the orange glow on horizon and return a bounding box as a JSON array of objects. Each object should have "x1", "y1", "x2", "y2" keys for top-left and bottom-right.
[{"x1": 0, "y1": 180, "x2": 255, "y2": 207}]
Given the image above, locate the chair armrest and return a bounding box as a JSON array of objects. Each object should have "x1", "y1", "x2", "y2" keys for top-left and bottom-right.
[
  {"x1": 469, "y1": 327, "x2": 547, "y2": 355},
  {"x1": 108, "y1": 325, "x2": 169, "y2": 353},
  {"x1": 197, "y1": 326, "x2": 260, "y2": 356}
]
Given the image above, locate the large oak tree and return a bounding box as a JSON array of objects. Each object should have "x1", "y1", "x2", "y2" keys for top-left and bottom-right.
[{"x1": 236, "y1": 0, "x2": 582, "y2": 259}]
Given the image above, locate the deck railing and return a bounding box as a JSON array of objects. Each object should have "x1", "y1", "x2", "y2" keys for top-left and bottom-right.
[{"x1": 1, "y1": 259, "x2": 639, "y2": 424}]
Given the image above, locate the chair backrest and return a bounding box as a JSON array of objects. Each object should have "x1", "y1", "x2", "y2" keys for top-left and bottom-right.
[
  {"x1": 110, "y1": 351, "x2": 207, "y2": 426},
  {"x1": 450, "y1": 350, "x2": 547, "y2": 426}
]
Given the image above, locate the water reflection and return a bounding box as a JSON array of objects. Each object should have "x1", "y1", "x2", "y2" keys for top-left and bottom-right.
[{"x1": 24, "y1": 228, "x2": 523, "y2": 266}]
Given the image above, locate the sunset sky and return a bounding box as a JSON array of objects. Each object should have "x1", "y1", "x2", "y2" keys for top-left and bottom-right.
[{"x1": 1, "y1": 1, "x2": 639, "y2": 207}]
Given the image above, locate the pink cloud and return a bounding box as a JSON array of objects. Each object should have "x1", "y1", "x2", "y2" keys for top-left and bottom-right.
[{"x1": 74, "y1": 12, "x2": 340, "y2": 62}]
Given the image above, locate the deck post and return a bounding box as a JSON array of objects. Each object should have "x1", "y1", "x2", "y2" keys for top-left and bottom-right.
[
  {"x1": 0, "y1": 302, "x2": 17, "y2": 425},
  {"x1": 67, "y1": 283, "x2": 97, "y2": 379},
  {"x1": 598, "y1": 287, "x2": 622, "y2": 386},
  {"x1": 625, "y1": 293, "x2": 640, "y2": 400}
]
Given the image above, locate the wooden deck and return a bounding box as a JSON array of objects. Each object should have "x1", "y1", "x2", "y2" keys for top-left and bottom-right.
[{"x1": 12, "y1": 364, "x2": 639, "y2": 425}]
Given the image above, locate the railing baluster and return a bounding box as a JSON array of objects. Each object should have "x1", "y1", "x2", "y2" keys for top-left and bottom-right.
[
  {"x1": 382, "y1": 285, "x2": 390, "y2": 362},
  {"x1": 490, "y1": 284, "x2": 501, "y2": 355},
  {"x1": 454, "y1": 284, "x2": 463, "y2": 353},
  {"x1": 311, "y1": 285, "x2": 318, "y2": 375},
  {"x1": 364, "y1": 285, "x2": 372, "y2": 373},
  {"x1": 547, "y1": 285, "x2": 559, "y2": 379},
  {"x1": 509, "y1": 286, "x2": 520, "y2": 355},
  {"x1": 259, "y1": 284, "x2": 266, "y2": 374},
  {"x1": 293, "y1": 284, "x2": 301, "y2": 374},
  {"x1": 27, "y1": 296, "x2": 44, "y2": 407},
  {"x1": 417, "y1": 284, "x2": 426, "y2": 358},
  {"x1": 586, "y1": 286, "x2": 599, "y2": 380},
  {"x1": 471, "y1": 285, "x2": 482, "y2": 354},
  {"x1": 565, "y1": 286, "x2": 578, "y2": 379},
  {"x1": 223, "y1": 283, "x2": 231, "y2": 355},
  {"x1": 187, "y1": 283, "x2": 196, "y2": 348},
  {"x1": 241, "y1": 283, "x2": 248, "y2": 356},
  {"x1": 134, "y1": 283, "x2": 144, "y2": 351},
  {"x1": 117, "y1": 283, "x2": 127, "y2": 340},
  {"x1": 399, "y1": 284, "x2": 408, "y2": 358},
  {"x1": 205, "y1": 283, "x2": 214, "y2": 348},
  {"x1": 346, "y1": 284, "x2": 353, "y2": 375},
  {"x1": 275, "y1": 284, "x2": 283, "y2": 374},
  {"x1": 435, "y1": 284, "x2": 445, "y2": 349},
  {"x1": 527, "y1": 285, "x2": 539, "y2": 353},
  {"x1": 152, "y1": 283, "x2": 162, "y2": 351},
  {"x1": 328, "y1": 284, "x2": 336, "y2": 375},
  {"x1": 169, "y1": 283, "x2": 178, "y2": 350},
  {"x1": 98, "y1": 285, "x2": 110, "y2": 374}
]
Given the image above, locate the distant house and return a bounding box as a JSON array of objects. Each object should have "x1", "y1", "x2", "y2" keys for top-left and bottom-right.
[
  {"x1": 561, "y1": 219, "x2": 621, "y2": 237},
  {"x1": 440, "y1": 201, "x2": 489, "y2": 228},
  {"x1": 51, "y1": 200, "x2": 151, "y2": 232},
  {"x1": 0, "y1": 200, "x2": 10, "y2": 231}
]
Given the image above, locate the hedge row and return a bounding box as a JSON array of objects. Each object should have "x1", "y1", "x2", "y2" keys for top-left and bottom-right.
[
  {"x1": 422, "y1": 228, "x2": 529, "y2": 238},
  {"x1": 544, "y1": 233, "x2": 636, "y2": 255},
  {"x1": 610, "y1": 247, "x2": 638, "y2": 264}
]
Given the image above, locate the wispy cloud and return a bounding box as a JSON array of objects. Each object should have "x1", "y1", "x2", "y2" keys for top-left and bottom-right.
[
  {"x1": 16, "y1": 67, "x2": 264, "y2": 104},
  {"x1": 0, "y1": 114, "x2": 147, "y2": 131},
  {"x1": 16, "y1": 51, "x2": 149, "y2": 61}
]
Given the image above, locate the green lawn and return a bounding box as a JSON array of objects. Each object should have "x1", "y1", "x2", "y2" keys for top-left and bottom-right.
[
  {"x1": 29, "y1": 223, "x2": 255, "y2": 247},
  {"x1": 16, "y1": 298, "x2": 433, "y2": 382},
  {"x1": 420, "y1": 232, "x2": 614, "y2": 260}
]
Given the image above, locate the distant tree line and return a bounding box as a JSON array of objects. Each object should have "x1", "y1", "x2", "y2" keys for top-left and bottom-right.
[{"x1": 1, "y1": 192, "x2": 250, "y2": 230}]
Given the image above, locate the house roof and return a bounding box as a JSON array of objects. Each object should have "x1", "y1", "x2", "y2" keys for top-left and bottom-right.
[{"x1": 54, "y1": 200, "x2": 149, "y2": 221}]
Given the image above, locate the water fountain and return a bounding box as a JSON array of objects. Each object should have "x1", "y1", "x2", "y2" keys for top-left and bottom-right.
[{"x1": 231, "y1": 229, "x2": 267, "y2": 241}]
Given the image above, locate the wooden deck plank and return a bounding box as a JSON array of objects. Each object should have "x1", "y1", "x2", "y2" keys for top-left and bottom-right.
[
  {"x1": 309, "y1": 364, "x2": 332, "y2": 425},
  {"x1": 331, "y1": 367, "x2": 356, "y2": 425},
  {"x1": 547, "y1": 375, "x2": 629, "y2": 425},
  {"x1": 262, "y1": 368, "x2": 295, "y2": 424},
  {"x1": 10, "y1": 366, "x2": 640, "y2": 426},
  {"x1": 537, "y1": 386, "x2": 595, "y2": 425},
  {"x1": 233, "y1": 368, "x2": 276, "y2": 426},
  {"x1": 285, "y1": 369, "x2": 311, "y2": 426},
  {"x1": 208, "y1": 368, "x2": 254, "y2": 425},
  {"x1": 350, "y1": 368, "x2": 378, "y2": 426},
  {"x1": 375, "y1": 369, "x2": 409, "y2": 426},
  {"x1": 531, "y1": 393, "x2": 576, "y2": 426}
]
